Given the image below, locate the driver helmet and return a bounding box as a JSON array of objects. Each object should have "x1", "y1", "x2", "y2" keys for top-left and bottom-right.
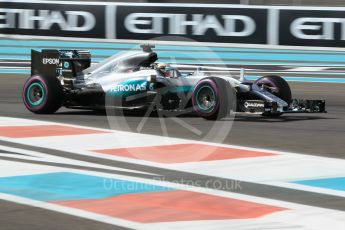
[
  {"x1": 157, "y1": 63, "x2": 166, "y2": 72},
  {"x1": 164, "y1": 64, "x2": 173, "y2": 77},
  {"x1": 157, "y1": 63, "x2": 173, "y2": 77}
]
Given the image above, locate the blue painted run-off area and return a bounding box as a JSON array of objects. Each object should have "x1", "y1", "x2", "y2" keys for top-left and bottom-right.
[
  {"x1": 2, "y1": 46, "x2": 345, "y2": 63},
  {"x1": 293, "y1": 177, "x2": 345, "y2": 192},
  {"x1": 2, "y1": 39, "x2": 345, "y2": 66},
  {"x1": 2, "y1": 39, "x2": 345, "y2": 83},
  {"x1": 0, "y1": 172, "x2": 173, "y2": 201}
]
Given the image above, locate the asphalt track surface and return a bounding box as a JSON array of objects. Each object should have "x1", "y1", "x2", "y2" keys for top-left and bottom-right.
[
  {"x1": 1, "y1": 74, "x2": 344, "y2": 157},
  {"x1": 0, "y1": 73, "x2": 345, "y2": 229}
]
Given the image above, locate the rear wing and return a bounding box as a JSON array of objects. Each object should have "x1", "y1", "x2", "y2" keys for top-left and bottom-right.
[{"x1": 31, "y1": 49, "x2": 91, "y2": 78}]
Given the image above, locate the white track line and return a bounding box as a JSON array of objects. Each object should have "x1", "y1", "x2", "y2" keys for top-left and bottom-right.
[
  {"x1": 0, "y1": 117, "x2": 344, "y2": 199},
  {"x1": 0, "y1": 159, "x2": 344, "y2": 229}
]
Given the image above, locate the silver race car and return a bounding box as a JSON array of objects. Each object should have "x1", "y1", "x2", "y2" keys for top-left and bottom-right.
[{"x1": 23, "y1": 44, "x2": 326, "y2": 120}]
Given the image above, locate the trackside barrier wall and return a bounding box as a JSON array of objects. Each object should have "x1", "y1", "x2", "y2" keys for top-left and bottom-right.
[{"x1": 2, "y1": 1, "x2": 345, "y2": 49}]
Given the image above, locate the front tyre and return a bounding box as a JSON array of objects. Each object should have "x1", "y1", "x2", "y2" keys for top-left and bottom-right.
[
  {"x1": 192, "y1": 78, "x2": 234, "y2": 120},
  {"x1": 22, "y1": 75, "x2": 62, "y2": 114},
  {"x1": 255, "y1": 75, "x2": 291, "y2": 103},
  {"x1": 255, "y1": 75, "x2": 292, "y2": 117}
]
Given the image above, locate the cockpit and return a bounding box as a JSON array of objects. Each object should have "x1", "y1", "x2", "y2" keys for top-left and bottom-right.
[
  {"x1": 155, "y1": 63, "x2": 182, "y2": 78},
  {"x1": 82, "y1": 44, "x2": 183, "y2": 79},
  {"x1": 83, "y1": 48, "x2": 158, "y2": 76}
]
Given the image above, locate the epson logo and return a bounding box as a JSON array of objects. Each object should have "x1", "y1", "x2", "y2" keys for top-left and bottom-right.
[
  {"x1": 244, "y1": 102, "x2": 265, "y2": 108},
  {"x1": 42, "y1": 58, "x2": 59, "y2": 65},
  {"x1": 124, "y1": 13, "x2": 256, "y2": 37},
  {"x1": 0, "y1": 8, "x2": 96, "y2": 31},
  {"x1": 111, "y1": 84, "x2": 146, "y2": 92},
  {"x1": 290, "y1": 17, "x2": 345, "y2": 40}
]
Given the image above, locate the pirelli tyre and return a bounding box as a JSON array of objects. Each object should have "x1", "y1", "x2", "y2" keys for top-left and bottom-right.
[
  {"x1": 192, "y1": 77, "x2": 235, "y2": 120},
  {"x1": 22, "y1": 75, "x2": 63, "y2": 114},
  {"x1": 255, "y1": 75, "x2": 292, "y2": 117}
]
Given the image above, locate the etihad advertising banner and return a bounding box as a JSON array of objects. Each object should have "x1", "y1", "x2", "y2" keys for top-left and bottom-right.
[
  {"x1": 0, "y1": 2, "x2": 106, "y2": 38},
  {"x1": 115, "y1": 6, "x2": 268, "y2": 44},
  {"x1": 1, "y1": 1, "x2": 345, "y2": 48},
  {"x1": 279, "y1": 9, "x2": 345, "y2": 47}
]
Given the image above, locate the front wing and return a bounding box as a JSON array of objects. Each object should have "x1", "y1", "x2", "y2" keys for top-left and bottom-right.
[{"x1": 238, "y1": 99, "x2": 326, "y2": 114}]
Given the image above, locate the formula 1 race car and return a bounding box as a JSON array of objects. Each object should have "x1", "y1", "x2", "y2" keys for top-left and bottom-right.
[{"x1": 22, "y1": 44, "x2": 326, "y2": 120}]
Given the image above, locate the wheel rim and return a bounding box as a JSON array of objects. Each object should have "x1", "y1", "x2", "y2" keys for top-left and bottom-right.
[
  {"x1": 195, "y1": 85, "x2": 216, "y2": 112},
  {"x1": 26, "y1": 82, "x2": 45, "y2": 106}
]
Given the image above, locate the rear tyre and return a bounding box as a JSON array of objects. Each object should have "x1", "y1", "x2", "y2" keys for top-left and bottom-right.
[
  {"x1": 22, "y1": 75, "x2": 62, "y2": 114},
  {"x1": 192, "y1": 78, "x2": 234, "y2": 120},
  {"x1": 255, "y1": 75, "x2": 291, "y2": 117}
]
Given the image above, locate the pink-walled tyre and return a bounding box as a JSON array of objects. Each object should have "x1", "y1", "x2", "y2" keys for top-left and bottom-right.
[
  {"x1": 192, "y1": 78, "x2": 234, "y2": 120},
  {"x1": 255, "y1": 75, "x2": 291, "y2": 103},
  {"x1": 22, "y1": 75, "x2": 62, "y2": 114},
  {"x1": 255, "y1": 75, "x2": 291, "y2": 117}
]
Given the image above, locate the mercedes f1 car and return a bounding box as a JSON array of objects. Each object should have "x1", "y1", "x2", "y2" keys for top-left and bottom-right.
[{"x1": 23, "y1": 45, "x2": 326, "y2": 120}]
